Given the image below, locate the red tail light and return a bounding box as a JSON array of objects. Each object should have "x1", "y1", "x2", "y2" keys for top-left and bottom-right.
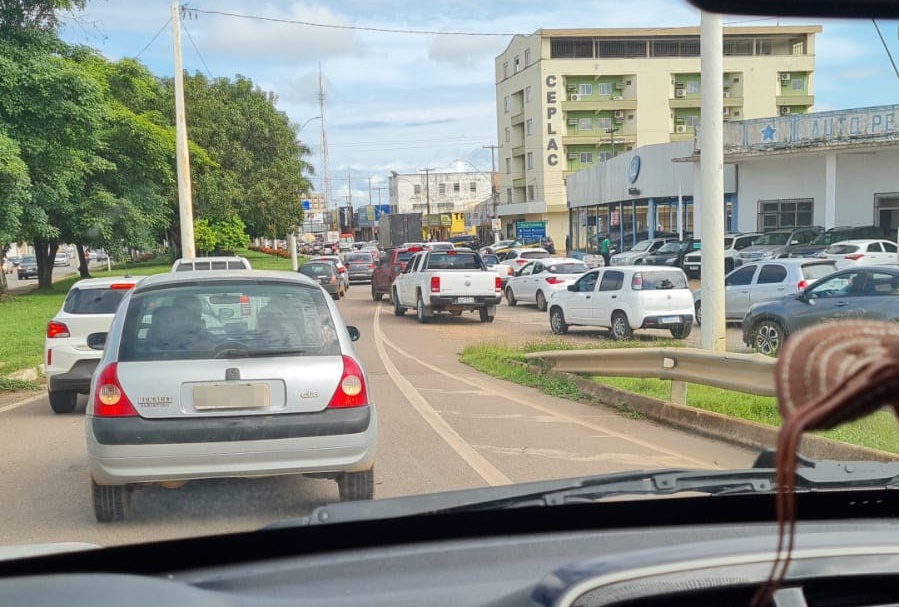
[
  {"x1": 240, "y1": 294, "x2": 251, "y2": 316},
  {"x1": 631, "y1": 273, "x2": 644, "y2": 290},
  {"x1": 545, "y1": 276, "x2": 563, "y2": 285},
  {"x1": 47, "y1": 321, "x2": 70, "y2": 338},
  {"x1": 430, "y1": 275, "x2": 440, "y2": 293},
  {"x1": 109, "y1": 283, "x2": 136, "y2": 290},
  {"x1": 844, "y1": 253, "x2": 865, "y2": 261},
  {"x1": 797, "y1": 280, "x2": 808, "y2": 290},
  {"x1": 495, "y1": 276, "x2": 502, "y2": 292},
  {"x1": 367, "y1": 264, "x2": 375, "y2": 269},
  {"x1": 515, "y1": 259, "x2": 528, "y2": 265},
  {"x1": 327, "y1": 355, "x2": 368, "y2": 408},
  {"x1": 93, "y1": 363, "x2": 138, "y2": 417}
]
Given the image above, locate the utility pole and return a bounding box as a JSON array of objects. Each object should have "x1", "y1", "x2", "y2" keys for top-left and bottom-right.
[
  {"x1": 419, "y1": 167, "x2": 434, "y2": 239},
  {"x1": 318, "y1": 66, "x2": 332, "y2": 218},
  {"x1": 345, "y1": 174, "x2": 353, "y2": 235},
  {"x1": 606, "y1": 127, "x2": 620, "y2": 160},
  {"x1": 374, "y1": 187, "x2": 385, "y2": 205},
  {"x1": 483, "y1": 144, "x2": 499, "y2": 243},
  {"x1": 172, "y1": 1, "x2": 194, "y2": 259},
  {"x1": 368, "y1": 176, "x2": 373, "y2": 206}
]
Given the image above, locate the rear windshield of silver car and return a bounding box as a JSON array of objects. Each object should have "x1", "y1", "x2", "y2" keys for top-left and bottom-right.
[
  {"x1": 118, "y1": 282, "x2": 340, "y2": 361},
  {"x1": 548, "y1": 262, "x2": 588, "y2": 274},
  {"x1": 63, "y1": 287, "x2": 129, "y2": 314},
  {"x1": 343, "y1": 253, "x2": 373, "y2": 263}
]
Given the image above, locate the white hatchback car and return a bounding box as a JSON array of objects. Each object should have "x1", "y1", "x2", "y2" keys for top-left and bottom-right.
[
  {"x1": 44, "y1": 276, "x2": 142, "y2": 414},
  {"x1": 818, "y1": 239, "x2": 898, "y2": 269},
  {"x1": 86, "y1": 270, "x2": 377, "y2": 522},
  {"x1": 505, "y1": 258, "x2": 588, "y2": 311},
  {"x1": 547, "y1": 266, "x2": 695, "y2": 339}
]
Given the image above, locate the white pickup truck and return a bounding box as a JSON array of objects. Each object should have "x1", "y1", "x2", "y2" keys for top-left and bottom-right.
[{"x1": 391, "y1": 249, "x2": 502, "y2": 323}]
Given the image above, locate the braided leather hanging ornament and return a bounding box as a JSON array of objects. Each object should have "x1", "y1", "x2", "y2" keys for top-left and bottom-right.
[{"x1": 752, "y1": 320, "x2": 899, "y2": 606}]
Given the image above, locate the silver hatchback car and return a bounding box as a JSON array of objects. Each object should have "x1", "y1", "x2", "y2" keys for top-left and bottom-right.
[{"x1": 86, "y1": 271, "x2": 377, "y2": 522}]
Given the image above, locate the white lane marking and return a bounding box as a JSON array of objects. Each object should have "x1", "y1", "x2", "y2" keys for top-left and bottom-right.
[
  {"x1": 372, "y1": 304, "x2": 511, "y2": 486},
  {"x1": 0, "y1": 393, "x2": 44, "y2": 414},
  {"x1": 375, "y1": 326, "x2": 716, "y2": 470}
]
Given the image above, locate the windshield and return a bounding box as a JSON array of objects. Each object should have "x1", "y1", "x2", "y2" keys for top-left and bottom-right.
[{"x1": 1, "y1": 0, "x2": 895, "y2": 559}]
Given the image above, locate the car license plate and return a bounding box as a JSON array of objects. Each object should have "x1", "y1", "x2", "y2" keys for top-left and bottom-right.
[
  {"x1": 685, "y1": 264, "x2": 698, "y2": 270},
  {"x1": 661, "y1": 316, "x2": 681, "y2": 324},
  {"x1": 193, "y1": 383, "x2": 270, "y2": 410},
  {"x1": 457, "y1": 296, "x2": 475, "y2": 304}
]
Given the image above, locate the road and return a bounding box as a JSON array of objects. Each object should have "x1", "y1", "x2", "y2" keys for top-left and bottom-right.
[{"x1": 0, "y1": 283, "x2": 755, "y2": 548}]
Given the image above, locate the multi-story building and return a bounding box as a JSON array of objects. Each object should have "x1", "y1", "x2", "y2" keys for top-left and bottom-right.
[
  {"x1": 388, "y1": 170, "x2": 495, "y2": 239},
  {"x1": 300, "y1": 191, "x2": 329, "y2": 235},
  {"x1": 495, "y1": 25, "x2": 821, "y2": 246}
]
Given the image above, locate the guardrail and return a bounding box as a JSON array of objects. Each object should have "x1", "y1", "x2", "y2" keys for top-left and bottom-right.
[{"x1": 523, "y1": 347, "x2": 776, "y2": 404}]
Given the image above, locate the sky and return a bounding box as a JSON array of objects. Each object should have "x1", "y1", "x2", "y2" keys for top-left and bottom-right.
[{"x1": 59, "y1": 1, "x2": 899, "y2": 209}]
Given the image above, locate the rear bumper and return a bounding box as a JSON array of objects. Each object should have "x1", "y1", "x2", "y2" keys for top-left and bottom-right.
[
  {"x1": 429, "y1": 295, "x2": 503, "y2": 307},
  {"x1": 640, "y1": 314, "x2": 694, "y2": 329},
  {"x1": 87, "y1": 406, "x2": 377, "y2": 485},
  {"x1": 47, "y1": 358, "x2": 100, "y2": 393}
]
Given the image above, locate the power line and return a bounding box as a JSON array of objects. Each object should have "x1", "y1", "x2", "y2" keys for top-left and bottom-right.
[
  {"x1": 185, "y1": 6, "x2": 518, "y2": 36},
  {"x1": 872, "y1": 19, "x2": 899, "y2": 80},
  {"x1": 181, "y1": 21, "x2": 214, "y2": 78},
  {"x1": 135, "y1": 17, "x2": 172, "y2": 59}
]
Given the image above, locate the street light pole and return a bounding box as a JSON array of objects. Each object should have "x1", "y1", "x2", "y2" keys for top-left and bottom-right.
[
  {"x1": 419, "y1": 167, "x2": 434, "y2": 240},
  {"x1": 606, "y1": 127, "x2": 620, "y2": 160}
]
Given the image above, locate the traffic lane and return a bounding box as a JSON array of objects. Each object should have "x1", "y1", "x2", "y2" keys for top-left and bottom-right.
[{"x1": 361, "y1": 294, "x2": 756, "y2": 487}]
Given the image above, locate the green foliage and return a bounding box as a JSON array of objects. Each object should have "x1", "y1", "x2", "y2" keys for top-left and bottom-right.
[
  {"x1": 193, "y1": 218, "x2": 217, "y2": 255},
  {"x1": 214, "y1": 215, "x2": 250, "y2": 252},
  {"x1": 0, "y1": 0, "x2": 87, "y2": 35}
]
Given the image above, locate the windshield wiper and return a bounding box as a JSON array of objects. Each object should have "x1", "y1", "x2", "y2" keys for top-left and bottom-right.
[
  {"x1": 270, "y1": 456, "x2": 899, "y2": 527},
  {"x1": 213, "y1": 347, "x2": 306, "y2": 359}
]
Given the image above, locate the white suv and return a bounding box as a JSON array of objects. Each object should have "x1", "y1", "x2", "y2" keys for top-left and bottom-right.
[
  {"x1": 682, "y1": 232, "x2": 761, "y2": 278},
  {"x1": 171, "y1": 256, "x2": 252, "y2": 271},
  {"x1": 44, "y1": 276, "x2": 141, "y2": 413},
  {"x1": 547, "y1": 266, "x2": 694, "y2": 340}
]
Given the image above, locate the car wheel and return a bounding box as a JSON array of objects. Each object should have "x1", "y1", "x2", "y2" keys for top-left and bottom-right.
[
  {"x1": 92, "y1": 479, "x2": 129, "y2": 523},
  {"x1": 48, "y1": 390, "x2": 78, "y2": 414},
  {"x1": 549, "y1": 307, "x2": 568, "y2": 335},
  {"x1": 505, "y1": 287, "x2": 517, "y2": 306},
  {"x1": 416, "y1": 294, "x2": 429, "y2": 323},
  {"x1": 752, "y1": 319, "x2": 784, "y2": 356},
  {"x1": 371, "y1": 283, "x2": 383, "y2": 302},
  {"x1": 695, "y1": 301, "x2": 702, "y2": 327},
  {"x1": 393, "y1": 290, "x2": 405, "y2": 316},
  {"x1": 337, "y1": 468, "x2": 374, "y2": 501},
  {"x1": 478, "y1": 307, "x2": 494, "y2": 323},
  {"x1": 610, "y1": 312, "x2": 633, "y2": 340},
  {"x1": 449, "y1": 309, "x2": 463, "y2": 316},
  {"x1": 535, "y1": 290, "x2": 548, "y2": 312},
  {"x1": 670, "y1": 323, "x2": 693, "y2": 339}
]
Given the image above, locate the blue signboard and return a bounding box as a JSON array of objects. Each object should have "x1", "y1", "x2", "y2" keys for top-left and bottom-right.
[
  {"x1": 302, "y1": 199, "x2": 311, "y2": 210},
  {"x1": 516, "y1": 221, "x2": 546, "y2": 239}
]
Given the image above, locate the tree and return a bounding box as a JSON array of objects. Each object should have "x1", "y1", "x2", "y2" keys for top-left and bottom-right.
[
  {"x1": 0, "y1": 129, "x2": 30, "y2": 294},
  {"x1": 214, "y1": 215, "x2": 249, "y2": 253},
  {"x1": 0, "y1": 0, "x2": 87, "y2": 35},
  {"x1": 193, "y1": 218, "x2": 216, "y2": 255}
]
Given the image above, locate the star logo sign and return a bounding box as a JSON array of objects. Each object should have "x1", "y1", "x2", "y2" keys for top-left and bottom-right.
[{"x1": 761, "y1": 124, "x2": 777, "y2": 141}]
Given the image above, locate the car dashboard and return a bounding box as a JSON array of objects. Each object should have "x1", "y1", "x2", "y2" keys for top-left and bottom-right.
[{"x1": 3, "y1": 491, "x2": 899, "y2": 607}]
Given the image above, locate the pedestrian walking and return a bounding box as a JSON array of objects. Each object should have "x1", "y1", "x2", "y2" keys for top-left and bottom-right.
[{"x1": 600, "y1": 236, "x2": 611, "y2": 267}]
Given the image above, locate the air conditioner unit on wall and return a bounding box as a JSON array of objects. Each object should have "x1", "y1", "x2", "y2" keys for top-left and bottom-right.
[
  {"x1": 723, "y1": 91, "x2": 731, "y2": 98},
  {"x1": 781, "y1": 72, "x2": 791, "y2": 81},
  {"x1": 675, "y1": 89, "x2": 686, "y2": 98},
  {"x1": 613, "y1": 96, "x2": 623, "y2": 101},
  {"x1": 569, "y1": 94, "x2": 580, "y2": 101},
  {"x1": 615, "y1": 82, "x2": 625, "y2": 89},
  {"x1": 614, "y1": 110, "x2": 625, "y2": 119},
  {"x1": 675, "y1": 125, "x2": 687, "y2": 133},
  {"x1": 781, "y1": 106, "x2": 792, "y2": 115}
]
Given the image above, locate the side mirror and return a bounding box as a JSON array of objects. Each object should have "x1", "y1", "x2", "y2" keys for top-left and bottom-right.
[
  {"x1": 86, "y1": 332, "x2": 107, "y2": 351},
  {"x1": 393, "y1": 264, "x2": 403, "y2": 273},
  {"x1": 790, "y1": 240, "x2": 800, "y2": 245},
  {"x1": 567, "y1": 284, "x2": 577, "y2": 292},
  {"x1": 347, "y1": 325, "x2": 360, "y2": 342}
]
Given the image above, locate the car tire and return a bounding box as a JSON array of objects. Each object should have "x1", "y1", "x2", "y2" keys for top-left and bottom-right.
[
  {"x1": 610, "y1": 311, "x2": 633, "y2": 340},
  {"x1": 505, "y1": 287, "x2": 517, "y2": 306},
  {"x1": 92, "y1": 479, "x2": 129, "y2": 523},
  {"x1": 416, "y1": 294, "x2": 429, "y2": 323},
  {"x1": 549, "y1": 307, "x2": 568, "y2": 335},
  {"x1": 670, "y1": 323, "x2": 693, "y2": 339},
  {"x1": 393, "y1": 290, "x2": 405, "y2": 316},
  {"x1": 371, "y1": 284, "x2": 383, "y2": 302},
  {"x1": 337, "y1": 468, "x2": 374, "y2": 501},
  {"x1": 752, "y1": 319, "x2": 784, "y2": 356},
  {"x1": 694, "y1": 301, "x2": 702, "y2": 327},
  {"x1": 478, "y1": 307, "x2": 494, "y2": 323},
  {"x1": 48, "y1": 390, "x2": 78, "y2": 414},
  {"x1": 535, "y1": 290, "x2": 548, "y2": 312}
]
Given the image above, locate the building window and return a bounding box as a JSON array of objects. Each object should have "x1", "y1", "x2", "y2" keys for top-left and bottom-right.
[
  {"x1": 504, "y1": 96, "x2": 510, "y2": 113},
  {"x1": 527, "y1": 184, "x2": 535, "y2": 201},
  {"x1": 505, "y1": 158, "x2": 511, "y2": 174},
  {"x1": 527, "y1": 152, "x2": 534, "y2": 169},
  {"x1": 469, "y1": 181, "x2": 477, "y2": 193},
  {"x1": 598, "y1": 82, "x2": 612, "y2": 96},
  {"x1": 438, "y1": 183, "x2": 446, "y2": 194},
  {"x1": 505, "y1": 127, "x2": 511, "y2": 142},
  {"x1": 503, "y1": 62, "x2": 509, "y2": 78},
  {"x1": 506, "y1": 188, "x2": 512, "y2": 203},
  {"x1": 524, "y1": 48, "x2": 531, "y2": 66},
  {"x1": 686, "y1": 80, "x2": 700, "y2": 94},
  {"x1": 526, "y1": 118, "x2": 533, "y2": 136},
  {"x1": 525, "y1": 85, "x2": 532, "y2": 103},
  {"x1": 791, "y1": 78, "x2": 804, "y2": 91},
  {"x1": 578, "y1": 117, "x2": 592, "y2": 130},
  {"x1": 414, "y1": 184, "x2": 421, "y2": 195},
  {"x1": 599, "y1": 151, "x2": 612, "y2": 162},
  {"x1": 453, "y1": 182, "x2": 460, "y2": 193},
  {"x1": 597, "y1": 117, "x2": 612, "y2": 130},
  {"x1": 513, "y1": 55, "x2": 520, "y2": 73},
  {"x1": 578, "y1": 83, "x2": 593, "y2": 96},
  {"x1": 757, "y1": 199, "x2": 814, "y2": 231},
  {"x1": 579, "y1": 152, "x2": 593, "y2": 164},
  {"x1": 685, "y1": 115, "x2": 700, "y2": 127}
]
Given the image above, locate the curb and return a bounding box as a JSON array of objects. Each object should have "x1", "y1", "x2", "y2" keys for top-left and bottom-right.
[{"x1": 524, "y1": 363, "x2": 899, "y2": 463}]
